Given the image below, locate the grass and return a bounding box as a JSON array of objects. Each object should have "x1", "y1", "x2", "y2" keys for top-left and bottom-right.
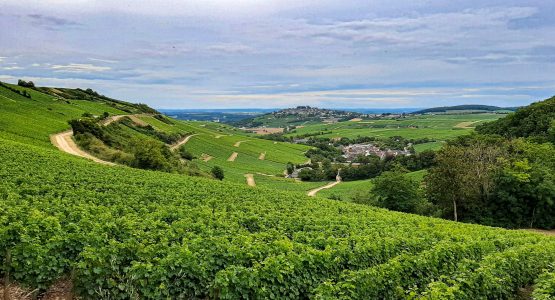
[{"x1": 317, "y1": 170, "x2": 428, "y2": 200}]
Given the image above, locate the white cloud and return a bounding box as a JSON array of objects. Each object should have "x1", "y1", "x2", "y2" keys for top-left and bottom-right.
[
  {"x1": 51, "y1": 63, "x2": 111, "y2": 73},
  {"x1": 206, "y1": 43, "x2": 254, "y2": 54},
  {"x1": 88, "y1": 58, "x2": 119, "y2": 64}
]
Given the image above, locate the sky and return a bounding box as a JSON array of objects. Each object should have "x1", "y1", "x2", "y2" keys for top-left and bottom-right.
[{"x1": 1, "y1": 0, "x2": 555, "y2": 109}]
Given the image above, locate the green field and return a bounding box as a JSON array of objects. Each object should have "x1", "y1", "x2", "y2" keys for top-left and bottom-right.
[
  {"x1": 318, "y1": 170, "x2": 427, "y2": 200},
  {"x1": 1, "y1": 82, "x2": 555, "y2": 298},
  {"x1": 286, "y1": 113, "x2": 504, "y2": 141}
]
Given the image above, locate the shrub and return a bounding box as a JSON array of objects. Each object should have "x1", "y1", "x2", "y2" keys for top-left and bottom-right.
[{"x1": 211, "y1": 166, "x2": 225, "y2": 180}]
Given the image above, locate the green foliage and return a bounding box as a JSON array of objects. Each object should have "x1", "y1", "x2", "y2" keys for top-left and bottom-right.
[
  {"x1": 17, "y1": 79, "x2": 35, "y2": 88},
  {"x1": 1, "y1": 135, "x2": 554, "y2": 298},
  {"x1": 476, "y1": 95, "x2": 555, "y2": 143},
  {"x1": 533, "y1": 266, "x2": 555, "y2": 300},
  {"x1": 132, "y1": 139, "x2": 176, "y2": 172},
  {"x1": 69, "y1": 118, "x2": 105, "y2": 139},
  {"x1": 211, "y1": 165, "x2": 225, "y2": 180},
  {"x1": 427, "y1": 134, "x2": 555, "y2": 229},
  {"x1": 178, "y1": 146, "x2": 195, "y2": 160},
  {"x1": 371, "y1": 170, "x2": 425, "y2": 213}
]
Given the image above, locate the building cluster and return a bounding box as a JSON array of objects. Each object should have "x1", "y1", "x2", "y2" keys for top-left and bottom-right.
[
  {"x1": 272, "y1": 106, "x2": 360, "y2": 120},
  {"x1": 340, "y1": 143, "x2": 411, "y2": 162}
]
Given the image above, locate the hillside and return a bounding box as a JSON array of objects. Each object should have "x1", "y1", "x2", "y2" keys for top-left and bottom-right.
[
  {"x1": 0, "y1": 81, "x2": 320, "y2": 190},
  {"x1": 476, "y1": 95, "x2": 555, "y2": 142},
  {"x1": 0, "y1": 81, "x2": 155, "y2": 147},
  {"x1": 1, "y1": 83, "x2": 555, "y2": 299},
  {"x1": 412, "y1": 104, "x2": 516, "y2": 115},
  {"x1": 233, "y1": 106, "x2": 362, "y2": 128}
]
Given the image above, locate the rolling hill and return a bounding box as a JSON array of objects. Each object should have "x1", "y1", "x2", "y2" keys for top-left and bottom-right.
[
  {"x1": 476, "y1": 95, "x2": 555, "y2": 142},
  {"x1": 1, "y1": 82, "x2": 554, "y2": 299},
  {"x1": 232, "y1": 106, "x2": 362, "y2": 128},
  {"x1": 411, "y1": 104, "x2": 517, "y2": 115}
]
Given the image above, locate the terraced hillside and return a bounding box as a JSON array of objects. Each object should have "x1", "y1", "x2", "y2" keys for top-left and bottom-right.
[
  {"x1": 133, "y1": 116, "x2": 323, "y2": 191},
  {"x1": 0, "y1": 82, "x2": 322, "y2": 192},
  {"x1": 1, "y1": 82, "x2": 554, "y2": 299}
]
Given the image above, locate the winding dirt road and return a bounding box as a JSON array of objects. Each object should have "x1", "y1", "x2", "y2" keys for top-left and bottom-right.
[
  {"x1": 51, "y1": 114, "x2": 151, "y2": 165},
  {"x1": 244, "y1": 174, "x2": 256, "y2": 187},
  {"x1": 307, "y1": 180, "x2": 341, "y2": 197},
  {"x1": 170, "y1": 134, "x2": 200, "y2": 151},
  {"x1": 50, "y1": 130, "x2": 116, "y2": 166}
]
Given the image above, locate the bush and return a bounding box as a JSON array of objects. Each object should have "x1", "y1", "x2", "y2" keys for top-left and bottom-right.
[
  {"x1": 178, "y1": 147, "x2": 195, "y2": 160},
  {"x1": 68, "y1": 118, "x2": 104, "y2": 139},
  {"x1": 211, "y1": 166, "x2": 225, "y2": 180},
  {"x1": 17, "y1": 79, "x2": 35, "y2": 88}
]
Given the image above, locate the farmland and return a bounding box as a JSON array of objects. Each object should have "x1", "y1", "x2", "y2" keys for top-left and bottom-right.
[
  {"x1": 285, "y1": 113, "x2": 503, "y2": 142},
  {"x1": 1, "y1": 138, "x2": 555, "y2": 299},
  {"x1": 1, "y1": 82, "x2": 555, "y2": 299}
]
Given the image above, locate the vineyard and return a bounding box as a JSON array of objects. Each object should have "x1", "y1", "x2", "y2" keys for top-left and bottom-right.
[
  {"x1": 1, "y1": 138, "x2": 555, "y2": 299},
  {"x1": 1, "y1": 82, "x2": 555, "y2": 298}
]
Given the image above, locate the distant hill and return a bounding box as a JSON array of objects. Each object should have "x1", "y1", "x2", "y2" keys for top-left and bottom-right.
[
  {"x1": 476, "y1": 95, "x2": 555, "y2": 143},
  {"x1": 412, "y1": 105, "x2": 517, "y2": 115},
  {"x1": 233, "y1": 106, "x2": 362, "y2": 127}
]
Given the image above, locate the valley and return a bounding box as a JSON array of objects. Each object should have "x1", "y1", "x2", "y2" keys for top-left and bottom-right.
[{"x1": 1, "y1": 80, "x2": 554, "y2": 299}]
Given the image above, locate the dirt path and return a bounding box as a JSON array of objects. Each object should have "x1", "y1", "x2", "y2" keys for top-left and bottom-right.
[
  {"x1": 525, "y1": 229, "x2": 555, "y2": 237},
  {"x1": 99, "y1": 114, "x2": 126, "y2": 126},
  {"x1": 50, "y1": 130, "x2": 116, "y2": 166},
  {"x1": 170, "y1": 134, "x2": 200, "y2": 151},
  {"x1": 259, "y1": 152, "x2": 266, "y2": 160},
  {"x1": 200, "y1": 153, "x2": 213, "y2": 162},
  {"x1": 214, "y1": 134, "x2": 225, "y2": 139},
  {"x1": 307, "y1": 180, "x2": 341, "y2": 197},
  {"x1": 244, "y1": 174, "x2": 256, "y2": 186},
  {"x1": 51, "y1": 113, "x2": 151, "y2": 165},
  {"x1": 227, "y1": 152, "x2": 238, "y2": 162},
  {"x1": 234, "y1": 140, "x2": 247, "y2": 147},
  {"x1": 454, "y1": 121, "x2": 480, "y2": 129}
]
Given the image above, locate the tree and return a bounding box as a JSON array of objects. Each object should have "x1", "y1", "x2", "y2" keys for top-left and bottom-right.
[
  {"x1": 132, "y1": 140, "x2": 171, "y2": 171},
  {"x1": 426, "y1": 135, "x2": 506, "y2": 222},
  {"x1": 211, "y1": 166, "x2": 224, "y2": 180},
  {"x1": 286, "y1": 162, "x2": 295, "y2": 175},
  {"x1": 371, "y1": 170, "x2": 423, "y2": 213},
  {"x1": 17, "y1": 79, "x2": 35, "y2": 88}
]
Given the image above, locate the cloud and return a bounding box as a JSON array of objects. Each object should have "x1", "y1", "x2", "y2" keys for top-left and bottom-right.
[
  {"x1": 27, "y1": 14, "x2": 81, "y2": 30},
  {"x1": 206, "y1": 43, "x2": 255, "y2": 54},
  {"x1": 2, "y1": 66, "x2": 23, "y2": 70},
  {"x1": 88, "y1": 58, "x2": 119, "y2": 64},
  {"x1": 51, "y1": 63, "x2": 111, "y2": 73}
]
